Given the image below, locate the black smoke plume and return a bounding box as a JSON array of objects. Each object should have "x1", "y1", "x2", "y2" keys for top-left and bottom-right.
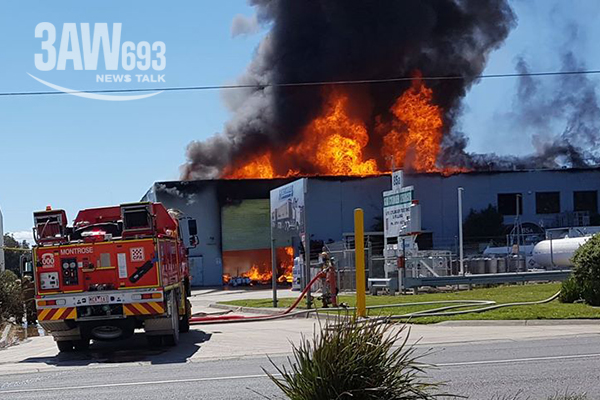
[
  {"x1": 444, "y1": 52, "x2": 600, "y2": 171},
  {"x1": 182, "y1": 0, "x2": 517, "y2": 179}
]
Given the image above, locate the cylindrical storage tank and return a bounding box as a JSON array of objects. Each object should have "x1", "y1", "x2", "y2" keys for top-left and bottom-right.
[
  {"x1": 532, "y1": 237, "x2": 592, "y2": 268},
  {"x1": 518, "y1": 258, "x2": 526, "y2": 272},
  {"x1": 497, "y1": 257, "x2": 506, "y2": 273},
  {"x1": 487, "y1": 258, "x2": 498, "y2": 274},
  {"x1": 475, "y1": 258, "x2": 486, "y2": 274},
  {"x1": 507, "y1": 257, "x2": 516, "y2": 272}
]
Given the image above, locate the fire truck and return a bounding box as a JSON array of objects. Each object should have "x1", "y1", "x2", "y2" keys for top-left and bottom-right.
[{"x1": 32, "y1": 202, "x2": 197, "y2": 352}]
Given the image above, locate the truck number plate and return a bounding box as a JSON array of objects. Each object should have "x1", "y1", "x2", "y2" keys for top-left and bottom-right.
[{"x1": 88, "y1": 295, "x2": 109, "y2": 305}]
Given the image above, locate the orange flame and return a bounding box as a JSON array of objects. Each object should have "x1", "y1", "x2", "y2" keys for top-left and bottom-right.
[
  {"x1": 380, "y1": 76, "x2": 443, "y2": 172},
  {"x1": 289, "y1": 92, "x2": 379, "y2": 176},
  {"x1": 225, "y1": 152, "x2": 276, "y2": 179},
  {"x1": 277, "y1": 246, "x2": 294, "y2": 283},
  {"x1": 224, "y1": 73, "x2": 461, "y2": 179},
  {"x1": 242, "y1": 265, "x2": 273, "y2": 282},
  {"x1": 222, "y1": 247, "x2": 294, "y2": 284}
]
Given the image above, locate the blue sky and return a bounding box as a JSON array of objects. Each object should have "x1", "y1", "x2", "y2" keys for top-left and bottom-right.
[{"x1": 1, "y1": 0, "x2": 599, "y2": 241}]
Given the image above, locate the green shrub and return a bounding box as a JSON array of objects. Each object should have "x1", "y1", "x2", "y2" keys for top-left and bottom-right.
[
  {"x1": 561, "y1": 235, "x2": 600, "y2": 306},
  {"x1": 559, "y1": 276, "x2": 582, "y2": 303},
  {"x1": 264, "y1": 317, "x2": 441, "y2": 400},
  {"x1": 0, "y1": 270, "x2": 24, "y2": 322}
]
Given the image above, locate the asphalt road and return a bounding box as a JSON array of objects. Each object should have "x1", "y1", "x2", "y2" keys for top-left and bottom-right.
[{"x1": 1, "y1": 334, "x2": 599, "y2": 399}]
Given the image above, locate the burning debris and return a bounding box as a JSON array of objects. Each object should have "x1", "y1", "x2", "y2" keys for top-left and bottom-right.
[
  {"x1": 222, "y1": 247, "x2": 293, "y2": 286},
  {"x1": 182, "y1": 0, "x2": 517, "y2": 180}
]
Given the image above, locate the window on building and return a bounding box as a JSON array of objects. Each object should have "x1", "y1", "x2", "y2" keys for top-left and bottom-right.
[
  {"x1": 536, "y1": 192, "x2": 560, "y2": 214},
  {"x1": 497, "y1": 193, "x2": 523, "y2": 216},
  {"x1": 574, "y1": 191, "x2": 598, "y2": 213}
]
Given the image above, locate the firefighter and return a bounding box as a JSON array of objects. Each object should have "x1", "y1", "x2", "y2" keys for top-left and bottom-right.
[{"x1": 318, "y1": 247, "x2": 338, "y2": 308}]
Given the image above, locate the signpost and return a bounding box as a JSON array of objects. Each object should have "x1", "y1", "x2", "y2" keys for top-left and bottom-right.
[{"x1": 382, "y1": 171, "x2": 422, "y2": 292}]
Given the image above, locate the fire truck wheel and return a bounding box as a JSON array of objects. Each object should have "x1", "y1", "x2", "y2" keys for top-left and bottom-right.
[
  {"x1": 73, "y1": 339, "x2": 90, "y2": 351},
  {"x1": 163, "y1": 293, "x2": 180, "y2": 346},
  {"x1": 56, "y1": 340, "x2": 74, "y2": 352},
  {"x1": 179, "y1": 299, "x2": 191, "y2": 333}
]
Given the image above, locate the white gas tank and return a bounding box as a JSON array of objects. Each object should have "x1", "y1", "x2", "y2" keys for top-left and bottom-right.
[{"x1": 532, "y1": 236, "x2": 592, "y2": 268}]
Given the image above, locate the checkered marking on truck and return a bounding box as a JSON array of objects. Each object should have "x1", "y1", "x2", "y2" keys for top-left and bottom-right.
[
  {"x1": 37, "y1": 307, "x2": 77, "y2": 321},
  {"x1": 130, "y1": 247, "x2": 145, "y2": 262},
  {"x1": 123, "y1": 302, "x2": 165, "y2": 316}
]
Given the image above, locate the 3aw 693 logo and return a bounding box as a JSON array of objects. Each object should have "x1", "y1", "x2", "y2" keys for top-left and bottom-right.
[{"x1": 30, "y1": 22, "x2": 166, "y2": 101}]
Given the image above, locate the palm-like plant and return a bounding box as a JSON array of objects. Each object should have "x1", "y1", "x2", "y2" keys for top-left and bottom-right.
[{"x1": 264, "y1": 316, "x2": 442, "y2": 400}]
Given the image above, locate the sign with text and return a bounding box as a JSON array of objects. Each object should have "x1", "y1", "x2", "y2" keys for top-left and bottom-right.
[
  {"x1": 391, "y1": 170, "x2": 404, "y2": 191},
  {"x1": 383, "y1": 185, "x2": 413, "y2": 238}
]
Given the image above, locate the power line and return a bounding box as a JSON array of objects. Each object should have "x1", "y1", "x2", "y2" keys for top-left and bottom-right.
[{"x1": 2, "y1": 69, "x2": 600, "y2": 97}]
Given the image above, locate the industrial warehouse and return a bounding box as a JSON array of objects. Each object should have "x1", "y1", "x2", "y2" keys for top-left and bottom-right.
[{"x1": 143, "y1": 167, "x2": 600, "y2": 287}]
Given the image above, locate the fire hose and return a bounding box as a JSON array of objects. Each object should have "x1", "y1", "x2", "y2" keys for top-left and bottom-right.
[{"x1": 188, "y1": 270, "x2": 561, "y2": 325}]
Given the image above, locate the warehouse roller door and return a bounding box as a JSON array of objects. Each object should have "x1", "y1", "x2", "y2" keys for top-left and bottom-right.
[{"x1": 221, "y1": 199, "x2": 271, "y2": 252}]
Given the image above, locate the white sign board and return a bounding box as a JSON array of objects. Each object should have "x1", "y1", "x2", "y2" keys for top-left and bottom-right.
[
  {"x1": 391, "y1": 170, "x2": 404, "y2": 191},
  {"x1": 383, "y1": 185, "x2": 413, "y2": 238},
  {"x1": 270, "y1": 178, "x2": 306, "y2": 247}
]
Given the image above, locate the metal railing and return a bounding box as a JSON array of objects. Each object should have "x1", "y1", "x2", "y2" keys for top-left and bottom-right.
[{"x1": 402, "y1": 270, "x2": 571, "y2": 290}]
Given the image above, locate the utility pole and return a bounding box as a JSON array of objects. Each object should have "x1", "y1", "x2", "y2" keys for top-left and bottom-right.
[
  {"x1": 458, "y1": 187, "x2": 464, "y2": 276},
  {"x1": 271, "y1": 238, "x2": 277, "y2": 308},
  {"x1": 354, "y1": 209, "x2": 366, "y2": 318}
]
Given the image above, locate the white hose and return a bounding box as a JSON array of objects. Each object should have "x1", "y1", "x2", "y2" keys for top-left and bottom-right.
[{"x1": 198, "y1": 292, "x2": 560, "y2": 325}]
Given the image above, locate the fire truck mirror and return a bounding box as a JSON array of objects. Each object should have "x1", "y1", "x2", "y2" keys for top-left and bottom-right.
[
  {"x1": 189, "y1": 235, "x2": 199, "y2": 248},
  {"x1": 187, "y1": 219, "x2": 198, "y2": 236}
]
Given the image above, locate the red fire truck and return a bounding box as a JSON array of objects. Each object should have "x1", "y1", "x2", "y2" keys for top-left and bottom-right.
[{"x1": 32, "y1": 202, "x2": 197, "y2": 352}]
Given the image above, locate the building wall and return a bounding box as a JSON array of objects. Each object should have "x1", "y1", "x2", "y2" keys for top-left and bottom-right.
[
  {"x1": 147, "y1": 182, "x2": 223, "y2": 286},
  {"x1": 404, "y1": 169, "x2": 600, "y2": 249},
  {"x1": 145, "y1": 169, "x2": 600, "y2": 286},
  {"x1": 305, "y1": 177, "x2": 389, "y2": 243}
]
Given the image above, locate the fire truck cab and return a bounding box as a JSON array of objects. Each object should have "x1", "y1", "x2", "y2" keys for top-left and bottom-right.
[{"x1": 32, "y1": 202, "x2": 195, "y2": 352}]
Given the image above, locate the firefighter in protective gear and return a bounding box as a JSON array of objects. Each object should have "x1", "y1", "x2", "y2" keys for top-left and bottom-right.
[{"x1": 318, "y1": 247, "x2": 338, "y2": 308}]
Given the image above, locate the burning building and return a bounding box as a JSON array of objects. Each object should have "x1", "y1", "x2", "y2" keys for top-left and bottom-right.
[
  {"x1": 144, "y1": 168, "x2": 600, "y2": 286},
  {"x1": 148, "y1": 1, "x2": 600, "y2": 286}
]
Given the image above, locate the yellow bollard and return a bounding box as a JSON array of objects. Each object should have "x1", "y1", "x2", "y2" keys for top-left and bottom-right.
[{"x1": 354, "y1": 208, "x2": 366, "y2": 318}]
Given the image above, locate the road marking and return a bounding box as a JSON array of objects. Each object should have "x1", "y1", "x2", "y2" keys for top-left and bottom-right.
[
  {"x1": 0, "y1": 373, "x2": 281, "y2": 394},
  {"x1": 2, "y1": 353, "x2": 599, "y2": 394},
  {"x1": 438, "y1": 353, "x2": 600, "y2": 367}
]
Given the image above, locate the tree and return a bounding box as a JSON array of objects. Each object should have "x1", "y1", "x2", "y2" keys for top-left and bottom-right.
[
  {"x1": 463, "y1": 205, "x2": 505, "y2": 243},
  {"x1": 3, "y1": 234, "x2": 30, "y2": 276},
  {"x1": 560, "y1": 234, "x2": 600, "y2": 306}
]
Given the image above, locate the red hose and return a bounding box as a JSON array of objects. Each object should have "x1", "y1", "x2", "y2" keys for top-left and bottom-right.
[{"x1": 189, "y1": 270, "x2": 326, "y2": 325}]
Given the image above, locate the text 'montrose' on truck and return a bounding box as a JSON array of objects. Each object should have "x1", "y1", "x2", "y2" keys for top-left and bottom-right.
[{"x1": 32, "y1": 202, "x2": 198, "y2": 352}]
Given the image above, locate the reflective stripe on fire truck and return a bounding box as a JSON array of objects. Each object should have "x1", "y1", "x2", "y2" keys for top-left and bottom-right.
[
  {"x1": 37, "y1": 307, "x2": 77, "y2": 321},
  {"x1": 123, "y1": 302, "x2": 165, "y2": 316}
]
